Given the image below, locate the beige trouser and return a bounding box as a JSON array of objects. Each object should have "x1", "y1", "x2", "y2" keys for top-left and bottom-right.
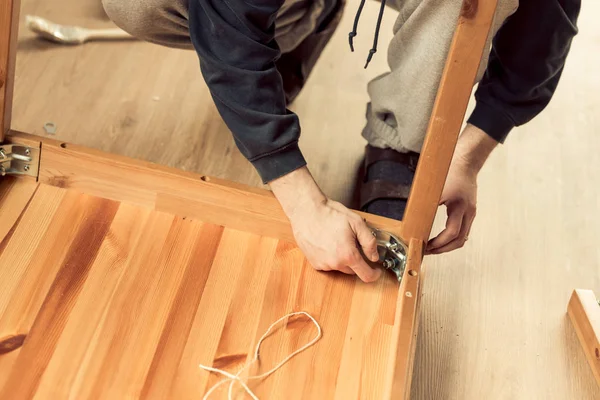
[{"x1": 102, "y1": 0, "x2": 518, "y2": 154}]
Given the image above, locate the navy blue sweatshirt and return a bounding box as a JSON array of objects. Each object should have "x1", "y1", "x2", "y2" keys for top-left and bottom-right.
[{"x1": 189, "y1": 0, "x2": 581, "y2": 183}]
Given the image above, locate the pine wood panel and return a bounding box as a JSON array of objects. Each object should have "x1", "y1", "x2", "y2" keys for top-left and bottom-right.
[
  {"x1": 0, "y1": 181, "x2": 403, "y2": 399},
  {"x1": 6, "y1": 131, "x2": 405, "y2": 243},
  {"x1": 0, "y1": 0, "x2": 20, "y2": 139},
  {"x1": 568, "y1": 290, "x2": 600, "y2": 386}
]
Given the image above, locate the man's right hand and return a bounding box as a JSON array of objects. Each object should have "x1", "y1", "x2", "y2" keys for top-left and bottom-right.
[{"x1": 270, "y1": 167, "x2": 382, "y2": 283}]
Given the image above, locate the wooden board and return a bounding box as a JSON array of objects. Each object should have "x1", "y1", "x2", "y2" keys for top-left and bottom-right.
[
  {"x1": 0, "y1": 0, "x2": 20, "y2": 139},
  {"x1": 0, "y1": 181, "x2": 406, "y2": 399},
  {"x1": 6, "y1": 131, "x2": 405, "y2": 243},
  {"x1": 568, "y1": 289, "x2": 600, "y2": 386},
  {"x1": 401, "y1": 0, "x2": 498, "y2": 242}
]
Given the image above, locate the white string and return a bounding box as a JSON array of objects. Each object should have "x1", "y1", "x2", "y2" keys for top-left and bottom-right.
[{"x1": 199, "y1": 311, "x2": 322, "y2": 400}]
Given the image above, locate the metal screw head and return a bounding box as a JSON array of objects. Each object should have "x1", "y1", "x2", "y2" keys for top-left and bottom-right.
[
  {"x1": 25, "y1": 148, "x2": 31, "y2": 156},
  {"x1": 0, "y1": 149, "x2": 5, "y2": 160},
  {"x1": 24, "y1": 164, "x2": 30, "y2": 172}
]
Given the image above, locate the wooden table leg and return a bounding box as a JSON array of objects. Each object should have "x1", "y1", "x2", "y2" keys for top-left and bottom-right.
[{"x1": 0, "y1": 0, "x2": 21, "y2": 141}]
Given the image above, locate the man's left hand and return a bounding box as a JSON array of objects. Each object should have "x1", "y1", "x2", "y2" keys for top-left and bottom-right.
[{"x1": 426, "y1": 124, "x2": 498, "y2": 255}]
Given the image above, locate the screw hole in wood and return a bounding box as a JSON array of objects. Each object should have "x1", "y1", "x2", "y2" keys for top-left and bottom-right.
[
  {"x1": 408, "y1": 270, "x2": 417, "y2": 277},
  {"x1": 200, "y1": 176, "x2": 210, "y2": 182},
  {"x1": 60, "y1": 143, "x2": 67, "y2": 149},
  {"x1": 595, "y1": 348, "x2": 599, "y2": 359}
]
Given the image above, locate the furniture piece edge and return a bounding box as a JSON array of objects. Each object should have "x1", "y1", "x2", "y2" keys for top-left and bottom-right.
[
  {"x1": 0, "y1": 0, "x2": 21, "y2": 141},
  {"x1": 401, "y1": 0, "x2": 498, "y2": 242},
  {"x1": 384, "y1": 238, "x2": 424, "y2": 399},
  {"x1": 6, "y1": 130, "x2": 405, "y2": 243},
  {"x1": 568, "y1": 289, "x2": 600, "y2": 386}
]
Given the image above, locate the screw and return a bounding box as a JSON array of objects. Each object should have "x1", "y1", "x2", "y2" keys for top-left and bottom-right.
[
  {"x1": 0, "y1": 149, "x2": 5, "y2": 160},
  {"x1": 25, "y1": 148, "x2": 31, "y2": 156},
  {"x1": 24, "y1": 164, "x2": 30, "y2": 172},
  {"x1": 383, "y1": 258, "x2": 397, "y2": 269}
]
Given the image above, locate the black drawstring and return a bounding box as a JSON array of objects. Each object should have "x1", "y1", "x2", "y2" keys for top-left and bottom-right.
[
  {"x1": 348, "y1": 0, "x2": 366, "y2": 52},
  {"x1": 348, "y1": 0, "x2": 388, "y2": 69},
  {"x1": 365, "y1": 0, "x2": 387, "y2": 68}
]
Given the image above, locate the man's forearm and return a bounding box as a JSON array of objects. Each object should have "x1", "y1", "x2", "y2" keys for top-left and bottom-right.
[
  {"x1": 270, "y1": 166, "x2": 326, "y2": 219},
  {"x1": 189, "y1": 0, "x2": 306, "y2": 184},
  {"x1": 453, "y1": 124, "x2": 498, "y2": 173}
]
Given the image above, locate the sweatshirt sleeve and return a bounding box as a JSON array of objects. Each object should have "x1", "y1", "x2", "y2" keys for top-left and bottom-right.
[
  {"x1": 467, "y1": 0, "x2": 581, "y2": 143},
  {"x1": 188, "y1": 0, "x2": 306, "y2": 183}
]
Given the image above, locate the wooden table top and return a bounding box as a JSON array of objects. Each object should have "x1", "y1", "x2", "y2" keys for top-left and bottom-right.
[{"x1": 0, "y1": 178, "x2": 400, "y2": 399}]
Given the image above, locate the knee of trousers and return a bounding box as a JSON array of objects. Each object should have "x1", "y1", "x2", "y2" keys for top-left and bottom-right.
[{"x1": 102, "y1": 0, "x2": 172, "y2": 41}]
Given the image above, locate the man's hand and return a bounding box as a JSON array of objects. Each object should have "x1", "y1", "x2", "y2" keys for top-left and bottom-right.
[
  {"x1": 426, "y1": 124, "x2": 498, "y2": 255},
  {"x1": 270, "y1": 167, "x2": 382, "y2": 283}
]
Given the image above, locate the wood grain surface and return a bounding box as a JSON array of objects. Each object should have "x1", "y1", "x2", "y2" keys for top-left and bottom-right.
[
  {"x1": 0, "y1": 181, "x2": 404, "y2": 399},
  {"x1": 401, "y1": 0, "x2": 497, "y2": 242},
  {"x1": 7, "y1": 131, "x2": 404, "y2": 243},
  {"x1": 0, "y1": 0, "x2": 20, "y2": 139},
  {"x1": 568, "y1": 290, "x2": 600, "y2": 386},
  {"x1": 5, "y1": 0, "x2": 600, "y2": 398}
]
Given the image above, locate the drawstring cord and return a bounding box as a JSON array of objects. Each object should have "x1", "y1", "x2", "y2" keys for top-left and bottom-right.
[
  {"x1": 348, "y1": 0, "x2": 388, "y2": 69},
  {"x1": 348, "y1": 0, "x2": 366, "y2": 52}
]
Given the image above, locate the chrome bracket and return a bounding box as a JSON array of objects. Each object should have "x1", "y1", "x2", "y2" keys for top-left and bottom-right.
[
  {"x1": 373, "y1": 229, "x2": 408, "y2": 282},
  {"x1": 0, "y1": 144, "x2": 40, "y2": 178}
]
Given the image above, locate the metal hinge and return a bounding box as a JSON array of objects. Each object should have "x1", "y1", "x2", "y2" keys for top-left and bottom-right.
[
  {"x1": 373, "y1": 229, "x2": 408, "y2": 282},
  {"x1": 0, "y1": 144, "x2": 40, "y2": 178}
]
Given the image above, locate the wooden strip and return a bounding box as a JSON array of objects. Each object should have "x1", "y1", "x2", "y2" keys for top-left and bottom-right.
[
  {"x1": 33, "y1": 203, "x2": 151, "y2": 398},
  {"x1": 333, "y1": 276, "x2": 397, "y2": 400},
  {"x1": 140, "y1": 222, "x2": 224, "y2": 400},
  {"x1": 0, "y1": 0, "x2": 20, "y2": 139},
  {"x1": 568, "y1": 289, "x2": 600, "y2": 386},
  {"x1": 68, "y1": 211, "x2": 175, "y2": 400},
  {"x1": 7, "y1": 131, "x2": 404, "y2": 243},
  {"x1": 246, "y1": 241, "x2": 309, "y2": 399},
  {"x1": 0, "y1": 185, "x2": 65, "y2": 392},
  {"x1": 169, "y1": 229, "x2": 263, "y2": 399},
  {"x1": 401, "y1": 0, "x2": 498, "y2": 242},
  {"x1": 87, "y1": 216, "x2": 202, "y2": 399},
  {"x1": 0, "y1": 185, "x2": 65, "y2": 322},
  {"x1": 383, "y1": 238, "x2": 423, "y2": 399},
  {"x1": 0, "y1": 196, "x2": 119, "y2": 399},
  {"x1": 275, "y1": 260, "x2": 355, "y2": 399},
  {"x1": 0, "y1": 177, "x2": 38, "y2": 246},
  {"x1": 0, "y1": 189, "x2": 97, "y2": 371}
]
